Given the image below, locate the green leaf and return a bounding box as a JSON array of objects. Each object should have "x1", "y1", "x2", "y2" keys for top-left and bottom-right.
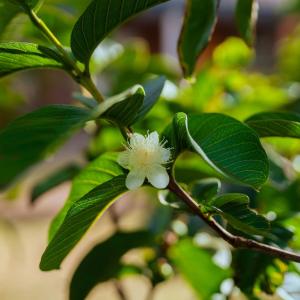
[
  {"x1": 190, "y1": 178, "x2": 221, "y2": 203},
  {"x1": 233, "y1": 224, "x2": 292, "y2": 296},
  {"x1": 77, "y1": 76, "x2": 165, "y2": 124},
  {"x1": 71, "y1": 0, "x2": 169, "y2": 66},
  {"x1": 0, "y1": 1, "x2": 20, "y2": 36},
  {"x1": 49, "y1": 153, "x2": 124, "y2": 241},
  {"x1": 133, "y1": 76, "x2": 166, "y2": 123},
  {"x1": 209, "y1": 193, "x2": 270, "y2": 235},
  {"x1": 235, "y1": 0, "x2": 258, "y2": 45},
  {"x1": 31, "y1": 164, "x2": 81, "y2": 203},
  {"x1": 40, "y1": 175, "x2": 127, "y2": 271},
  {"x1": 100, "y1": 85, "x2": 145, "y2": 126},
  {"x1": 168, "y1": 239, "x2": 231, "y2": 299},
  {"x1": 0, "y1": 0, "x2": 42, "y2": 37},
  {"x1": 166, "y1": 112, "x2": 269, "y2": 189},
  {"x1": 178, "y1": 0, "x2": 219, "y2": 77},
  {"x1": 70, "y1": 231, "x2": 154, "y2": 300},
  {"x1": 0, "y1": 42, "x2": 65, "y2": 78},
  {"x1": 0, "y1": 105, "x2": 92, "y2": 189},
  {"x1": 245, "y1": 112, "x2": 300, "y2": 138},
  {"x1": 158, "y1": 190, "x2": 186, "y2": 210}
]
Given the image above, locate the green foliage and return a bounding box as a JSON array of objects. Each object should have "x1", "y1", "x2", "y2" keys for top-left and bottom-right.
[
  {"x1": 207, "y1": 193, "x2": 270, "y2": 236},
  {"x1": 1, "y1": 0, "x2": 300, "y2": 298},
  {"x1": 178, "y1": 0, "x2": 219, "y2": 76},
  {"x1": 246, "y1": 112, "x2": 300, "y2": 138},
  {"x1": 49, "y1": 152, "x2": 124, "y2": 240},
  {"x1": 235, "y1": 0, "x2": 258, "y2": 44},
  {"x1": 0, "y1": 105, "x2": 91, "y2": 188},
  {"x1": 0, "y1": 42, "x2": 65, "y2": 77},
  {"x1": 71, "y1": 0, "x2": 169, "y2": 66},
  {"x1": 166, "y1": 112, "x2": 269, "y2": 189},
  {"x1": 40, "y1": 175, "x2": 127, "y2": 271},
  {"x1": 70, "y1": 231, "x2": 154, "y2": 300},
  {"x1": 169, "y1": 239, "x2": 231, "y2": 299},
  {"x1": 31, "y1": 164, "x2": 81, "y2": 203}
]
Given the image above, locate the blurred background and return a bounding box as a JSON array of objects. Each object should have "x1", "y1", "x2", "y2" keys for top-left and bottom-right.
[{"x1": 2, "y1": 0, "x2": 300, "y2": 299}]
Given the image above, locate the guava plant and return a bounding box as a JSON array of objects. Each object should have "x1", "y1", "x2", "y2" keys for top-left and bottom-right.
[{"x1": 1, "y1": 0, "x2": 300, "y2": 299}]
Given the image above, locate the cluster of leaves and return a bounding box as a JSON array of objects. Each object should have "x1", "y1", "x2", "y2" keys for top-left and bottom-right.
[{"x1": 1, "y1": 0, "x2": 300, "y2": 299}]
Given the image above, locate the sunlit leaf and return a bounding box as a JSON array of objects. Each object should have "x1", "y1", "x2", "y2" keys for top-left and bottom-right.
[
  {"x1": 0, "y1": 42, "x2": 65, "y2": 78},
  {"x1": 49, "y1": 153, "x2": 124, "y2": 240},
  {"x1": 40, "y1": 175, "x2": 127, "y2": 271},
  {"x1": 165, "y1": 112, "x2": 269, "y2": 189}
]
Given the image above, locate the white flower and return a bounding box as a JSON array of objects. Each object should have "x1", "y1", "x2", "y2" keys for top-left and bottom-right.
[{"x1": 118, "y1": 131, "x2": 171, "y2": 190}]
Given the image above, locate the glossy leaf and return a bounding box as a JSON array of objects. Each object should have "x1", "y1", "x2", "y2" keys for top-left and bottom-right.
[
  {"x1": 178, "y1": 0, "x2": 219, "y2": 77},
  {"x1": 209, "y1": 193, "x2": 270, "y2": 235},
  {"x1": 70, "y1": 231, "x2": 154, "y2": 300},
  {"x1": 0, "y1": 105, "x2": 91, "y2": 189},
  {"x1": 235, "y1": 0, "x2": 258, "y2": 45},
  {"x1": 49, "y1": 153, "x2": 124, "y2": 240},
  {"x1": 169, "y1": 239, "x2": 230, "y2": 299},
  {"x1": 40, "y1": 175, "x2": 127, "y2": 271},
  {"x1": 245, "y1": 112, "x2": 300, "y2": 138},
  {"x1": 166, "y1": 113, "x2": 269, "y2": 189},
  {"x1": 31, "y1": 164, "x2": 81, "y2": 203},
  {"x1": 0, "y1": 42, "x2": 64, "y2": 78},
  {"x1": 71, "y1": 0, "x2": 169, "y2": 65}
]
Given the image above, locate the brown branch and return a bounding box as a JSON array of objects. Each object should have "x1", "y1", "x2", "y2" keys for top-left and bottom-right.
[{"x1": 168, "y1": 177, "x2": 300, "y2": 263}]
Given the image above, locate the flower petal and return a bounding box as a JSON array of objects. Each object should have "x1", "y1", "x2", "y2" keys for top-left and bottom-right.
[
  {"x1": 147, "y1": 165, "x2": 169, "y2": 189},
  {"x1": 126, "y1": 170, "x2": 145, "y2": 190},
  {"x1": 130, "y1": 133, "x2": 145, "y2": 148},
  {"x1": 147, "y1": 131, "x2": 159, "y2": 145},
  {"x1": 117, "y1": 151, "x2": 130, "y2": 169},
  {"x1": 160, "y1": 148, "x2": 171, "y2": 163}
]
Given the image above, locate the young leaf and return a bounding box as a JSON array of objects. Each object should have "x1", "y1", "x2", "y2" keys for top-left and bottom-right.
[
  {"x1": 31, "y1": 164, "x2": 81, "y2": 203},
  {"x1": 178, "y1": 0, "x2": 219, "y2": 77},
  {"x1": 0, "y1": 42, "x2": 65, "y2": 78},
  {"x1": 0, "y1": 105, "x2": 92, "y2": 189},
  {"x1": 235, "y1": 0, "x2": 258, "y2": 45},
  {"x1": 132, "y1": 76, "x2": 166, "y2": 123},
  {"x1": 168, "y1": 239, "x2": 231, "y2": 299},
  {"x1": 70, "y1": 231, "x2": 154, "y2": 300},
  {"x1": 49, "y1": 153, "x2": 124, "y2": 240},
  {"x1": 71, "y1": 0, "x2": 169, "y2": 66},
  {"x1": 77, "y1": 76, "x2": 165, "y2": 124},
  {"x1": 245, "y1": 112, "x2": 300, "y2": 138},
  {"x1": 208, "y1": 193, "x2": 270, "y2": 236},
  {"x1": 40, "y1": 175, "x2": 127, "y2": 271},
  {"x1": 100, "y1": 85, "x2": 145, "y2": 126},
  {"x1": 165, "y1": 113, "x2": 269, "y2": 189}
]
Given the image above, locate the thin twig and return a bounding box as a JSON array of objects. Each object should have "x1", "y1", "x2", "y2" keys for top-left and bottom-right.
[
  {"x1": 168, "y1": 176, "x2": 300, "y2": 263},
  {"x1": 24, "y1": 7, "x2": 105, "y2": 103}
]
